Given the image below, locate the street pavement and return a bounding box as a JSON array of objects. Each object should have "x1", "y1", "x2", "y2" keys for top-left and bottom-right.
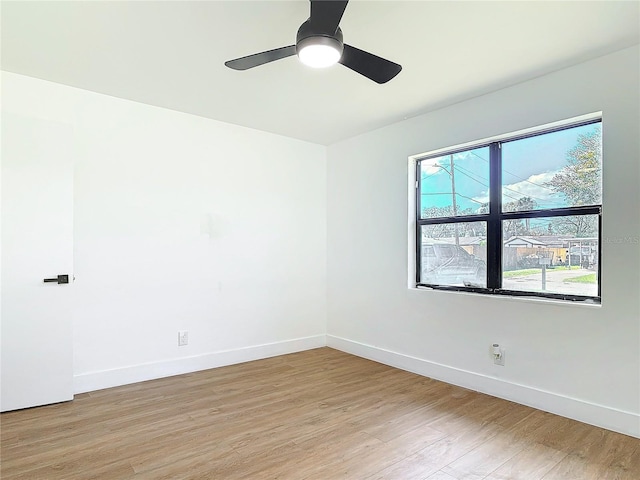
[{"x1": 502, "y1": 267, "x2": 597, "y2": 297}]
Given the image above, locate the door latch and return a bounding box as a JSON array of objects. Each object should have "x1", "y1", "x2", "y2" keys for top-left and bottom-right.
[{"x1": 43, "y1": 274, "x2": 69, "y2": 284}]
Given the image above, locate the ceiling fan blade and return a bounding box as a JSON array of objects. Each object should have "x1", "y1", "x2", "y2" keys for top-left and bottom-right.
[
  {"x1": 339, "y1": 44, "x2": 402, "y2": 84},
  {"x1": 225, "y1": 45, "x2": 296, "y2": 71},
  {"x1": 310, "y1": 0, "x2": 349, "y2": 34}
]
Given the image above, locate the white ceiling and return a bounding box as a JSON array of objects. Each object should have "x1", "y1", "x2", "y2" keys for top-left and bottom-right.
[{"x1": 2, "y1": 1, "x2": 639, "y2": 145}]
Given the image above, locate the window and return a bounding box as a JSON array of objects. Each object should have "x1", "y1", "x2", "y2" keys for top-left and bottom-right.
[{"x1": 415, "y1": 117, "x2": 602, "y2": 302}]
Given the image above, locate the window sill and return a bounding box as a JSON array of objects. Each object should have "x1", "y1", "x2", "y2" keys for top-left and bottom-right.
[{"x1": 409, "y1": 285, "x2": 602, "y2": 308}]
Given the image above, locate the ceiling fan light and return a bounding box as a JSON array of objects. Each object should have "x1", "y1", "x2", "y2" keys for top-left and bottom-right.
[{"x1": 297, "y1": 36, "x2": 343, "y2": 68}]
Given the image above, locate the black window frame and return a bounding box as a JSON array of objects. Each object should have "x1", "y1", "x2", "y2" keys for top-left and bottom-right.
[{"x1": 415, "y1": 118, "x2": 602, "y2": 303}]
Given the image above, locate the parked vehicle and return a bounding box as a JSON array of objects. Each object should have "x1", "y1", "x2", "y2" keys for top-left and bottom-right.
[{"x1": 421, "y1": 242, "x2": 486, "y2": 286}]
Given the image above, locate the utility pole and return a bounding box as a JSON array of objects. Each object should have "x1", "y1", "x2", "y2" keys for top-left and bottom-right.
[{"x1": 449, "y1": 155, "x2": 460, "y2": 246}]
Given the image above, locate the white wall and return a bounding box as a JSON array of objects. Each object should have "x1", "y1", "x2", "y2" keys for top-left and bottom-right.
[
  {"x1": 326, "y1": 46, "x2": 640, "y2": 437},
  {"x1": 2, "y1": 72, "x2": 327, "y2": 393}
]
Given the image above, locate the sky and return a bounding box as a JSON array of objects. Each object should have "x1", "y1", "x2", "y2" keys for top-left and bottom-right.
[{"x1": 420, "y1": 122, "x2": 601, "y2": 215}]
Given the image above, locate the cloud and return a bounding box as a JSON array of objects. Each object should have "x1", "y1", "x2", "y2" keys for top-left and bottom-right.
[
  {"x1": 473, "y1": 190, "x2": 490, "y2": 204},
  {"x1": 502, "y1": 171, "x2": 563, "y2": 207},
  {"x1": 420, "y1": 158, "x2": 445, "y2": 177},
  {"x1": 472, "y1": 171, "x2": 564, "y2": 208}
]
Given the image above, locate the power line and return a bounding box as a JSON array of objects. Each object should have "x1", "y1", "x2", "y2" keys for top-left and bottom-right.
[
  {"x1": 420, "y1": 168, "x2": 445, "y2": 181},
  {"x1": 455, "y1": 193, "x2": 486, "y2": 205},
  {"x1": 421, "y1": 191, "x2": 496, "y2": 206},
  {"x1": 452, "y1": 160, "x2": 558, "y2": 206},
  {"x1": 449, "y1": 164, "x2": 522, "y2": 203},
  {"x1": 468, "y1": 150, "x2": 559, "y2": 193},
  {"x1": 421, "y1": 158, "x2": 558, "y2": 208}
]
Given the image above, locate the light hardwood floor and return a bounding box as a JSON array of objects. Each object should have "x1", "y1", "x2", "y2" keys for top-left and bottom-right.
[{"x1": 1, "y1": 347, "x2": 638, "y2": 479}]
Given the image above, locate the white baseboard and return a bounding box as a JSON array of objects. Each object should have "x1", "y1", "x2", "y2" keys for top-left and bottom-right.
[
  {"x1": 326, "y1": 335, "x2": 640, "y2": 439},
  {"x1": 74, "y1": 334, "x2": 326, "y2": 394}
]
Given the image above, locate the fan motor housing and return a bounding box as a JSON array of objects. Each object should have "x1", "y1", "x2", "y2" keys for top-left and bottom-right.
[{"x1": 296, "y1": 20, "x2": 344, "y2": 56}]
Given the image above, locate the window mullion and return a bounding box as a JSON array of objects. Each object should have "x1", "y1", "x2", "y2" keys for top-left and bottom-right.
[
  {"x1": 597, "y1": 212, "x2": 602, "y2": 298},
  {"x1": 415, "y1": 160, "x2": 422, "y2": 284},
  {"x1": 487, "y1": 142, "x2": 502, "y2": 289}
]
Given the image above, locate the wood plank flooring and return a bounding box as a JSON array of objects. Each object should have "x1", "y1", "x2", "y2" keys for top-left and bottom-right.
[{"x1": 1, "y1": 347, "x2": 638, "y2": 479}]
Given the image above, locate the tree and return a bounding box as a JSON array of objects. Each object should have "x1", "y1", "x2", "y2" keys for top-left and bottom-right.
[
  {"x1": 502, "y1": 196, "x2": 538, "y2": 237},
  {"x1": 545, "y1": 126, "x2": 601, "y2": 237},
  {"x1": 421, "y1": 205, "x2": 487, "y2": 239},
  {"x1": 551, "y1": 215, "x2": 597, "y2": 238},
  {"x1": 545, "y1": 127, "x2": 602, "y2": 206}
]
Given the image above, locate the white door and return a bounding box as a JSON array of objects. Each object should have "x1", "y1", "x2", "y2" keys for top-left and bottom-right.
[{"x1": 1, "y1": 112, "x2": 74, "y2": 411}]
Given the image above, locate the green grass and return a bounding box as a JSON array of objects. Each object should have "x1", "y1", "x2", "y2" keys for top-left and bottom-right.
[
  {"x1": 503, "y1": 265, "x2": 582, "y2": 278},
  {"x1": 564, "y1": 273, "x2": 597, "y2": 284},
  {"x1": 503, "y1": 269, "x2": 540, "y2": 278}
]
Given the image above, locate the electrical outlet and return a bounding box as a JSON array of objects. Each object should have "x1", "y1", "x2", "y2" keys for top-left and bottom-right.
[
  {"x1": 178, "y1": 331, "x2": 188, "y2": 346},
  {"x1": 493, "y1": 347, "x2": 505, "y2": 366}
]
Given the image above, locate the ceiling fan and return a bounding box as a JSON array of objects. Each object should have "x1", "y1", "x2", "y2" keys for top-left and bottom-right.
[{"x1": 224, "y1": 0, "x2": 402, "y2": 84}]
